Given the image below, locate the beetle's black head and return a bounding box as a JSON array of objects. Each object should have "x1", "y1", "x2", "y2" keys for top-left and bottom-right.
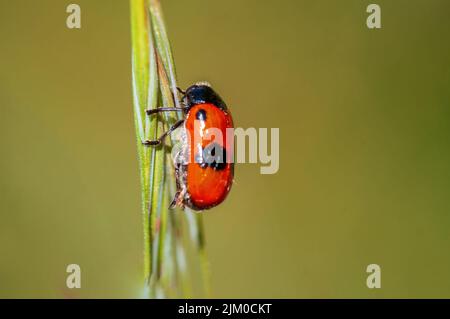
[{"x1": 183, "y1": 82, "x2": 227, "y2": 111}]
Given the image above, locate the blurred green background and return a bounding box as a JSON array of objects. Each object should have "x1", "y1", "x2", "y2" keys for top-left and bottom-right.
[{"x1": 1, "y1": 0, "x2": 450, "y2": 298}]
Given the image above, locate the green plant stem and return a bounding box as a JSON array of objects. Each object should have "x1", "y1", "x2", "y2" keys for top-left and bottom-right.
[
  {"x1": 131, "y1": 0, "x2": 210, "y2": 298},
  {"x1": 130, "y1": 0, "x2": 155, "y2": 285}
]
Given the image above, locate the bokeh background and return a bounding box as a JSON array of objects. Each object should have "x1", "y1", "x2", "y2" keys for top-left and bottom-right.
[{"x1": 1, "y1": 0, "x2": 450, "y2": 298}]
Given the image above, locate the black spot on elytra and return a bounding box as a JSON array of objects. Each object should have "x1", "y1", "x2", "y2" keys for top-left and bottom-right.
[
  {"x1": 197, "y1": 143, "x2": 227, "y2": 171},
  {"x1": 196, "y1": 109, "x2": 207, "y2": 121}
]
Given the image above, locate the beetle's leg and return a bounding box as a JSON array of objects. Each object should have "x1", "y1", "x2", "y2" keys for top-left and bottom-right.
[
  {"x1": 169, "y1": 191, "x2": 181, "y2": 209},
  {"x1": 176, "y1": 87, "x2": 186, "y2": 95},
  {"x1": 142, "y1": 119, "x2": 184, "y2": 146},
  {"x1": 146, "y1": 107, "x2": 187, "y2": 115},
  {"x1": 169, "y1": 189, "x2": 186, "y2": 209}
]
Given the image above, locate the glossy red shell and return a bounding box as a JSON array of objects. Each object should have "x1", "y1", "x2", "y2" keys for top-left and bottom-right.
[{"x1": 183, "y1": 103, "x2": 234, "y2": 210}]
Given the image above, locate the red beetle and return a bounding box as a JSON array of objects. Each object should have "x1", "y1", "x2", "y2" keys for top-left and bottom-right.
[{"x1": 143, "y1": 82, "x2": 234, "y2": 210}]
